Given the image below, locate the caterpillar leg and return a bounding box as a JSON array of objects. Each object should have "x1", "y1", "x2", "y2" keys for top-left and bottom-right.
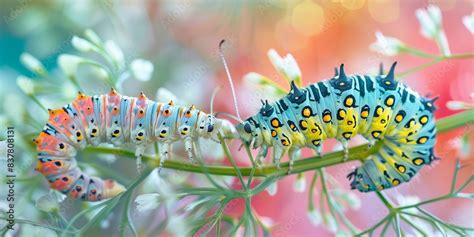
[
  {"x1": 135, "y1": 146, "x2": 146, "y2": 174},
  {"x1": 272, "y1": 145, "x2": 286, "y2": 169},
  {"x1": 287, "y1": 148, "x2": 300, "y2": 174},
  {"x1": 184, "y1": 138, "x2": 195, "y2": 163},
  {"x1": 256, "y1": 145, "x2": 269, "y2": 165},
  {"x1": 158, "y1": 142, "x2": 171, "y2": 174},
  {"x1": 341, "y1": 140, "x2": 349, "y2": 161},
  {"x1": 312, "y1": 144, "x2": 323, "y2": 157}
]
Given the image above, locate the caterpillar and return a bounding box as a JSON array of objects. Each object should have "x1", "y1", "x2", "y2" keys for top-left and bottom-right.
[
  {"x1": 235, "y1": 62, "x2": 438, "y2": 192},
  {"x1": 34, "y1": 89, "x2": 232, "y2": 201}
]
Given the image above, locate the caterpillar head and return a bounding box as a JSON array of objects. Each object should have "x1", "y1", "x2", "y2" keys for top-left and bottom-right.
[
  {"x1": 197, "y1": 114, "x2": 222, "y2": 138},
  {"x1": 236, "y1": 118, "x2": 264, "y2": 148}
]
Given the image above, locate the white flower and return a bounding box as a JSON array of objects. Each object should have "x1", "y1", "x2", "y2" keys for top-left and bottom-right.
[
  {"x1": 446, "y1": 100, "x2": 471, "y2": 110},
  {"x1": 61, "y1": 82, "x2": 78, "y2": 99},
  {"x1": 260, "y1": 216, "x2": 274, "y2": 228},
  {"x1": 463, "y1": 12, "x2": 474, "y2": 34},
  {"x1": 135, "y1": 193, "x2": 160, "y2": 213},
  {"x1": 184, "y1": 197, "x2": 211, "y2": 212},
  {"x1": 105, "y1": 40, "x2": 125, "y2": 67},
  {"x1": 307, "y1": 208, "x2": 322, "y2": 226},
  {"x1": 58, "y1": 54, "x2": 84, "y2": 78},
  {"x1": 16, "y1": 76, "x2": 35, "y2": 95},
  {"x1": 369, "y1": 31, "x2": 405, "y2": 56},
  {"x1": 84, "y1": 29, "x2": 103, "y2": 46},
  {"x1": 267, "y1": 49, "x2": 302, "y2": 83},
  {"x1": 449, "y1": 135, "x2": 471, "y2": 160},
  {"x1": 20, "y1": 53, "x2": 46, "y2": 75},
  {"x1": 166, "y1": 214, "x2": 189, "y2": 237},
  {"x1": 220, "y1": 119, "x2": 238, "y2": 138},
  {"x1": 244, "y1": 72, "x2": 269, "y2": 84},
  {"x1": 72, "y1": 36, "x2": 97, "y2": 52},
  {"x1": 130, "y1": 59, "x2": 154, "y2": 81},
  {"x1": 416, "y1": 5, "x2": 442, "y2": 39},
  {"x1": 416, "y1": 5, "x2": 450, "y2": 55},
  {"x1": 344, "y1": 192, "x2": 361, "y2": 210},
  {"x1": 266, "y1": 181, "x2": 278, "y2": 196},
  {"x1": 243, "y1": 72, "x2": 286, "y2": 97},
  {"x1": 293, "y1": 173, "x2": 306, "y2": 193},
  {"x1": 323, "y1": 213, "x2": 338, "y2": 233},
  {"x1": 36, "y1": 192, "x2": 63, "y2": 213},
  {"x1": 93, "y1": 67, "x2": 110, "y2": 82}
]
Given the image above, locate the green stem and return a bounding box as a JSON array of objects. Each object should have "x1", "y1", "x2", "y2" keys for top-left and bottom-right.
[
  {"x1": 397, "y1": 52, "x2": 474, "y2": 79},
  {"x1": 83, "y1": 110, "x2": 474, "y2": 177}
]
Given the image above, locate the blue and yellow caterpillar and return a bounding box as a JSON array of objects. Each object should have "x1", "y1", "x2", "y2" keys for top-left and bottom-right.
[{"x1": 236, "y1": 62, "x2": 438, "y2": 192}]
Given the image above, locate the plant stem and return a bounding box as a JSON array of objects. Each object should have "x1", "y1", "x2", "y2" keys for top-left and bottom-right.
[
  {"x1": 397, "y1": 52, "x2": 474, "y2": 79},
  {"x1": 83, "y1": 110, "x2": 474, "y2": 177}
]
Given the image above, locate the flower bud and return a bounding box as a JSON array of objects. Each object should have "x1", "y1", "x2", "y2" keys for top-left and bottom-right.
[
  {"x1": 267, "y1": 49, "x2": 302, "y2": 84},
  {"x1": 307, "y1": 207, "x2": 322, "y2": 226},
  {"x1": 72, "y1": 36, "x2": 96, "y2": 52},
  {"x1": 369, "y1": 31, "x2": 405, "y2": 56},
  {"x1": 135, "y1": 193, "x2": 160, "y2": 213},
  {"x1": 131, "y1": 59, "x2": 154, "y2": 81},
  {"x1": 20, "y1": 53, "x2": 46, "y2": 76},
  {"x1": 266, "y1": 181, "x2": 278, "y2": 196},
  {"x1": 294, "y1": 173, "x2": 306, "y2": 193},
  {"x1": 16, "y1": 76, "x2": 35, "y2": 95},
  {"x1": 463, "y1": 13, "x2": 474, "y2": 34}
]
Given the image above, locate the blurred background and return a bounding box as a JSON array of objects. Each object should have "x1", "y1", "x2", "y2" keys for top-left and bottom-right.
[{"x1": 0, "y1": 0, "x2": 473, "y2": 236}]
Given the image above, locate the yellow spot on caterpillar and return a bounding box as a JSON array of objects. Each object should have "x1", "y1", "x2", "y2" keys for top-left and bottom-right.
[
  {"x1": 281, "y1": 139, "x2": 290, "y2": 146},
  {"x1": 385, "y1": 97, "x2": 394, "y2": 107},
  {"x1": 323, "y1": 114, "x2": 331, "y2": 123},
  {"x1": 419, "y1": 116, "x2": 428, "y2": 125},
  {"x1": 343, "y1": 133, "x2": 352, "y2": 139},
  {"x1": 300, "y1": 120, "x2": 308, "y2": 129},
  {"x1": 302, "y1": 108, "x2": 311, "y2": 117},
  {"x1": 361, "y1": 110, "x2": 369, "y2": 118},
  {"x1": 338, "y1": 110, "x2": 346, "y2": 119},
  {"x1": 385, "y1": 81, "x2": 391, "y2": 85},
  {"x1": 91, "y1": 128, "x2": 98, "y2": 137},
  {"x1": 76, "y1": 131, "x2": 84, "y2": 141},
  {"x1": 413, "y1": 158, "x2": 424, "y2": 166},
  {"x1": 377, "y1": 185, "x2": 384, "y2": 191},
  {"x1": 271, "y1": 130, "x2": 277, "y2": 137},
  {"x1": 376, "y1": 107, "x2": 383, "y2": 115},
  {"x1": 372, "y1": 131, "x2": 381, "y2": 138},
  {"x1": 397, "y1": 165, "x2": 406, "y2": 173},
  {"x1": 392, "y1": 179, "x2": 400, "y2": 186},
  {"x1": 271, "y1": 118, "x2": 280, "y2": 128},
  {"x1": 418, "y1": 137, "x2": 428, "y2": 144},
  {"x1": 395, "y1": 114, "x2": 403, "y2": 122},
  {"x1": 344, "y1": 97, "x2": 354, "y2": 107}
]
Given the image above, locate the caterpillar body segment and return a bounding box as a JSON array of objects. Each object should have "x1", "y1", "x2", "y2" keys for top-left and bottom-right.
[
  {"x1": 34, "y1": 89, "x2": 233, "y2": 201},
  {"x1": 236, "y1": 63, "x2": 437, "y2": 192}
]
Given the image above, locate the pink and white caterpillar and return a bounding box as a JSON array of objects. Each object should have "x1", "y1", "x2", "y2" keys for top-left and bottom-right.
[{"x1": 34, "y1": 89, "x2": 233, "y2": 201}]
